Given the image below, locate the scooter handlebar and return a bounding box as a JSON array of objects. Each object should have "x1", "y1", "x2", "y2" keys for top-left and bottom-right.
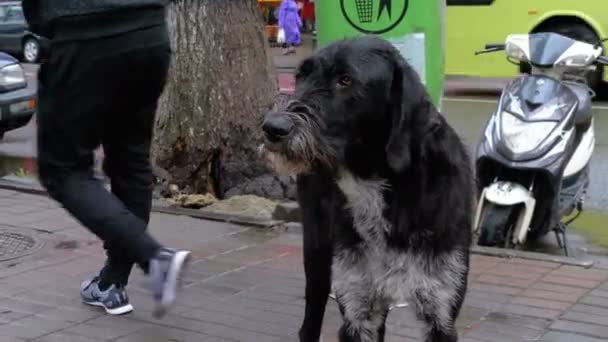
[
  {"x1": 485, "y1": 44, "x2": 506, "y2": 50},
  {"x1": 598, "y1": 56, "x2": 608, "y2": 65},
  {"x1": 475, "y1": 44, "x2": 506, "y2": 55}
]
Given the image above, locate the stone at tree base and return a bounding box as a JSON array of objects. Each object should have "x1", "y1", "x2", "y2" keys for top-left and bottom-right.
[
  {"x1": 204, "y1": 195, "x2": 278, "y2": 220},
  {"x1": 272, "y1": 201, "x2": 301, "y2": 222},
  {"x1": 175, "y1": 193, "x2": 218, "y2": 209}
]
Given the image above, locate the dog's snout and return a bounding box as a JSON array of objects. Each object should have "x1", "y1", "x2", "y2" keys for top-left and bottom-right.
[{"x1": 263, "y1": 112, "x2": 294, "y2": 142}]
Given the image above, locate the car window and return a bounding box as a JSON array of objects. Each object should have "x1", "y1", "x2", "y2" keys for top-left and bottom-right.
[
  {"x1": 5, "y1": 6, "x2": 23, "y2": 22},
  {"x1": 0, "y1": 6, "x2": 7, "y2": 22}
]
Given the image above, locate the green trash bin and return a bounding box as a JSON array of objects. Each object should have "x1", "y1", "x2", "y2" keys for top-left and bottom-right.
[{"x1": 315, "y1": 0, "x2": 445, "y2": 109}]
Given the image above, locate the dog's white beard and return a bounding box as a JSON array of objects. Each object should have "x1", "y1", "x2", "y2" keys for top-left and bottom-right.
[{"x1": 259, "y1": 144, "x2": 310, "y2": 176}]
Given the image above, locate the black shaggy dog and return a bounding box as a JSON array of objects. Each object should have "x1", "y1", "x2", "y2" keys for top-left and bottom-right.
[{"x1": 260, "y1": 36, "x2": 474, "y2": 342}]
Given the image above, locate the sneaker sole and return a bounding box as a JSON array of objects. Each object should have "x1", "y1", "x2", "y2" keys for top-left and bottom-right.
[
  {"x1": 153, "y1": 250, "x2": 191, "y2": 318},
  {"x1": 83, "y1": 300, "x2": 134, "y2": 315}
]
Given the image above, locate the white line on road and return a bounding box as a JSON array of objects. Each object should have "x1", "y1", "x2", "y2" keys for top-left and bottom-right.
[{"x1": 443, "y1": 96, "x2": 608, "y2": 110}]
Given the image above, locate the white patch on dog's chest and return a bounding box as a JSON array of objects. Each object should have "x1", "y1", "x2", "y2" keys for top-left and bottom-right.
[
  {"x1": 333, "y1": 170, "x2": 466, "y2": 309},
  {"x1": 335, "y1": 170, "x2": 390, "y2": 244}
]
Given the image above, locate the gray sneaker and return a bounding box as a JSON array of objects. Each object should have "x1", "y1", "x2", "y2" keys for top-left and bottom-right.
[
  {"x1": 80, "y1": 277, "x2": 134, "y2": 315},
  {"x1": 148, "y1": 247, "x2": 191, "y2": 319}
]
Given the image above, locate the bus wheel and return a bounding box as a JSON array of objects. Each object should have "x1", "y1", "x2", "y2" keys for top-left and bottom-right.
[{"x1": 522, "y1": 22, "x2": 603, "y2": 91}]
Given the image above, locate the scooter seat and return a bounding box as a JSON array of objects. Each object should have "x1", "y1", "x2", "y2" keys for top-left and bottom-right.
[{"x1": 565, "y1": 83, "x2": 593, "y2": 127}]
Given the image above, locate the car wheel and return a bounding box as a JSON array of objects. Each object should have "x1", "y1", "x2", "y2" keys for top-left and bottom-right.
[
  {"x1": 522, "y1": 22, "x2": 603, "y2": 91},
  {"x1": 22, "y1": 37, "x2": 40, "y2": 64},
  {"x1": 0, "y1": 131, "x2": 5, "y2": 141}
]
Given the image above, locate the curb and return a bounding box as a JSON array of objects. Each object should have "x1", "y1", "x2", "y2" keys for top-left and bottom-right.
[
  {"x1": 152, "y1": 205, "x2": 284, "y2": 229},
  {"x1": 0, "y1": 178, "x2": 46, "y2": 196},
  {"x1": 0, "y1": 177, "x2": 284, "y2": 229},
  {"x1": 472, "y1": 246, "x2": 595, "y2": 268}
]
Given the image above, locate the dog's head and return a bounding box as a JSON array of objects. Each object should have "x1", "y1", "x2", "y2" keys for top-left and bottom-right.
[{"x1": 261, "y1": 36, "x2": 437, "y2": 176}]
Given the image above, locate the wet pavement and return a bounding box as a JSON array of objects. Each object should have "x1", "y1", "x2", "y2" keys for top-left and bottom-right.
[{"x1": 0, "y1": 189, "x2": 607, "y2": 341}]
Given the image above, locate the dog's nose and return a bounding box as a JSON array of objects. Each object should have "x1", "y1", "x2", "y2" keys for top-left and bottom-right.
[{"x1": 263, "y1": 112, "x2": 294, "y2": 142}]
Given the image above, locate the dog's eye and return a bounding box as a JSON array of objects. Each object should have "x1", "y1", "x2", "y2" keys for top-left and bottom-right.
[{"x1": 337, "y1": 76, "x2": 352, "y2": 88}]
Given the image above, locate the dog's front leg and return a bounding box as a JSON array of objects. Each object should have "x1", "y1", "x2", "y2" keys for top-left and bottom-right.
[{"x1": 299, "y1": 222, "x2": 332, "y2": 342}]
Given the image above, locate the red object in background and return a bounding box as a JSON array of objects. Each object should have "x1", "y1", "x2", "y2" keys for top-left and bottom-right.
[{"x1": 302, "y1": 0, "x2": 314, "y2": 20}]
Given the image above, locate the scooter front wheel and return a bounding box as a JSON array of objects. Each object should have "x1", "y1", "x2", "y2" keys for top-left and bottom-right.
[{"x1": 477, "y1": 203, "x2": 518, "y2": 247}]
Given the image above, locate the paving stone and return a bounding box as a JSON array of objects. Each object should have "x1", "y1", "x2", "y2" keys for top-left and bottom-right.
[
  {"x1": 114, "y1": 326, "x2": 210, "y2": 342},
  {"x1": 541, "y1": 275, "x2": 601, "y2": 289},
  {"x1": 511, "y1": 296, "x2": 574, "y2": 310},
  {"x1": 579, "y1": 295, "x2": 608, "y2": 308},
  {"x1": 505, "y1": 258, "x2": 562, "y2": 269},
  {"x1": 588, "y1": 289, "x2": 608, "y2": 299},
  {"x1": 0, "y1": 332, "x2": 27, "y2": 342},
  {"x1": 483, "y1": 312, "x2": 552, "y2": 330},
  {"x1": 477, "y1": 274, "x2": 537, "y2": 288},
  {"x1": 1, "y1": 317, "x2": 72, "y2": 339},
  {"x1": 34, "y1": 307, "x2": 102, "y2": 325},
  {"x1": 469, "y1": 283, "x2": 523, "y2": 296},
  {"x1": 532, "y1": 282, "x2": 591, "y2": 295},
  {"x1": 33, "y1": 332, "x2": 106, "y2": 342},
  {"x1": 465, "y1": 321, "x2": 544, "y2": 342},
  {"x1": 62, "y1": 322, "x2": 144, "y2": 340},
  {"x1": 540, "y1": 331, "x2": 607, "y2": 342},
  {"x1": 550, "y1": 320, "x2": 608, "y2": 339},
  {"x1": 229, "y1": 317, "x2": 294, "y2": 337},
  {"x1": 483, "y1": 263, "x2": 552, "y2": 279},
  {"x1": 550, "y1": 266, "x2": 608, "y2": 281},
  {"x1": 205, "y1": 325, "x2": 284, "y2": 342},
  {"x1": 383, "y1": 326, "x2": 423, "y2": 339},
  {"x1": 0, "y1": 297, "x2": 54, "y2": 315},
  {"x1": 570, "y1": 303, "x2": 608, "y2": 316},
  {"x1": 498, "y1": 303, "x2": 563, "y2": 319},
  {"x1": 455, "y1": 306, "x2": 488, "y2": 329},
  {"x1": 561, "y1": 311, "x2": 608, "y2": 326}
]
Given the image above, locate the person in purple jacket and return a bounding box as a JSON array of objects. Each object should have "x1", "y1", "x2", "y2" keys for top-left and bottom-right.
[{"x1": 278, "y1": 0, "x2": 303, "y2": 55}]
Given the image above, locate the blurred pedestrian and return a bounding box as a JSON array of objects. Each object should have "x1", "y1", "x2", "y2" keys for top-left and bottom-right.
[
  {"x1": 278, "y1": 0, "x2": 302, "y2": 55},
  {"x1": 301, "y1": 0, "x2": 315, "y2": 33},
  {"x1": 22, "y1": 0, "x2": 191, "y2": 318}
]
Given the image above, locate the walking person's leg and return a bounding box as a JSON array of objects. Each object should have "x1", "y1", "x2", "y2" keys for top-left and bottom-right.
[
  {"x1": 85, "y1": 100, "x2": 160, "y2": 315},
  {"x1": 92, "y1": 89, "x2": 164, "y2": 310},
  {"x1": 37, "y1": 25, "x2": 190, "y2": 318}
]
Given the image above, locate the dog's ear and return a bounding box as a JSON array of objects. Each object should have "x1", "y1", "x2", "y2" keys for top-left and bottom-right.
[{"x1": 385, "y1": 51, "x2": 430, "y2": 173}]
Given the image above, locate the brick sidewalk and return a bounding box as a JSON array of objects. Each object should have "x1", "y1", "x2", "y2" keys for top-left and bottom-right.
[{"x1": 0, "y1": 190, "x2": 607, "y2": 341}]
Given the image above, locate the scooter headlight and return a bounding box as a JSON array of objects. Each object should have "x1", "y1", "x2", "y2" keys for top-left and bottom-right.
[
  {"x1": 500, "y1": 111, "x2": 557, "y2": 154},
  {"x1": 556, "y1": 54, "x2": 593, "y2": 68},
  {"x1": 505, "y1": 41, "x2": 529, "y2": 62}
]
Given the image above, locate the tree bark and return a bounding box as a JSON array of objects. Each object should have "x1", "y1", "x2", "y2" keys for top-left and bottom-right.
[{"x1": 153, "y1": 0, "x2": 294, "y2": 200}]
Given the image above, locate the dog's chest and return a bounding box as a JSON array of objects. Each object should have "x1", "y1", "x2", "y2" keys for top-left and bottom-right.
[
  {"x1": 333, "y1": 171, "x2": 464, "y2": 304},
  {"x1": 335, "y1": 170, "x2": 390, "y2": 244}
]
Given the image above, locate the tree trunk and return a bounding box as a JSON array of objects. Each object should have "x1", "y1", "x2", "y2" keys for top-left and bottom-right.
[{"x1": 153, "y1": 0, "x2": 294, "y2": 200}]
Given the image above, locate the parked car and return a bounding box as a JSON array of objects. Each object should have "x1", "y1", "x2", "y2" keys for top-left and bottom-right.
[
  {"x1": 0, "y1": 1, "x2": 48, "y2": 63},
  {"x1": 0, "y1": 51, "x2": 35, "y2": 139}
]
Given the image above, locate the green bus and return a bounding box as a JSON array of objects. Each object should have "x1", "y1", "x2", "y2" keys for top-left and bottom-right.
[{"x1": 446, "y1": 0, "x2": 608, "y2": 89}]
